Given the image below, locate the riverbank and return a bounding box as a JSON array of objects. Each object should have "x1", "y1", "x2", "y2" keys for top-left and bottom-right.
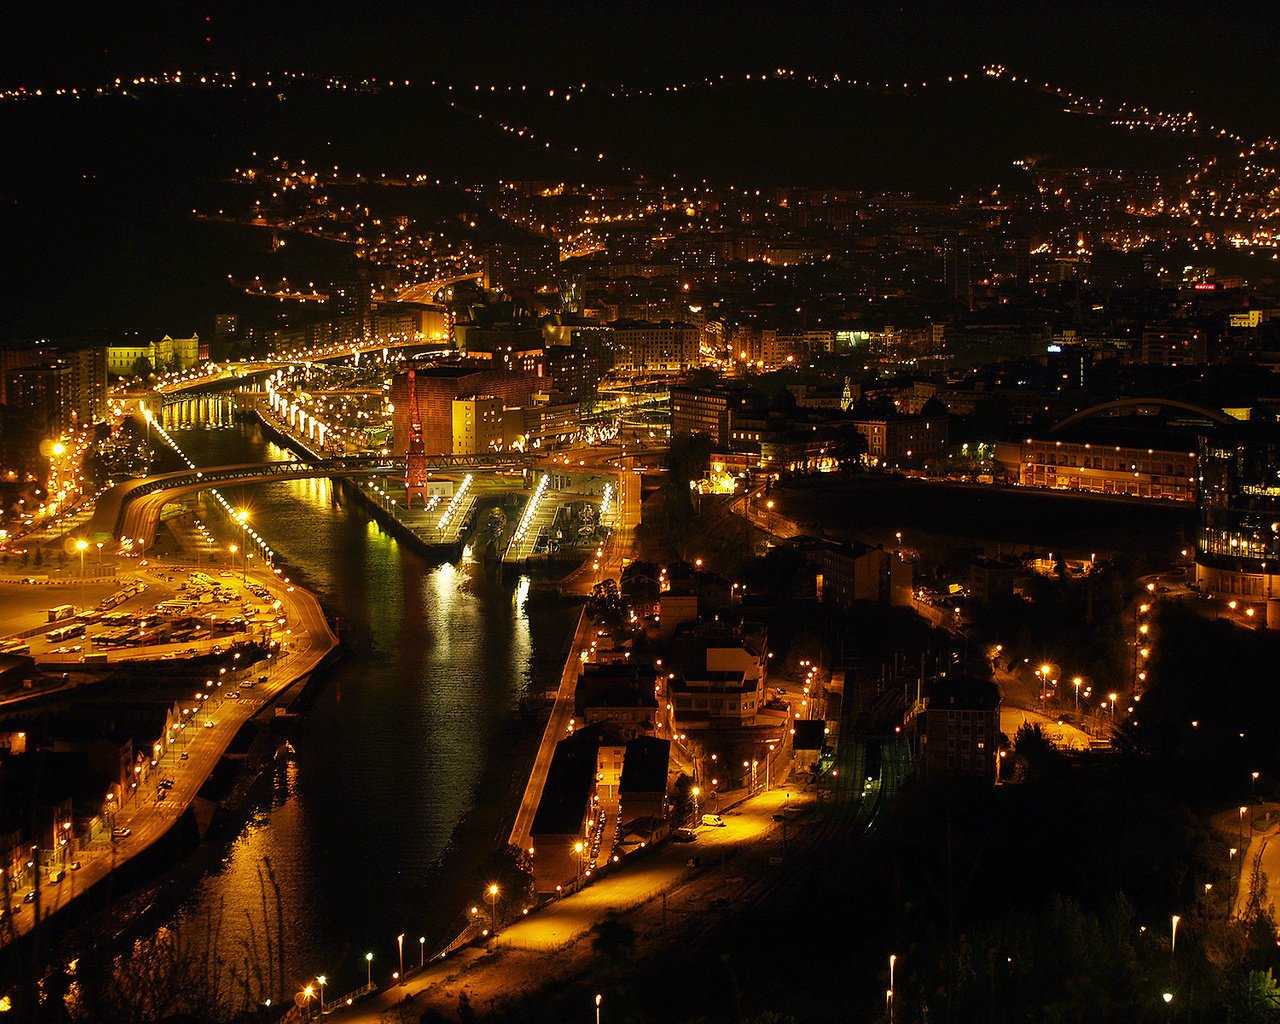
[{"x1": 0, "y1": 562, "x2": 339, "y2": 953}]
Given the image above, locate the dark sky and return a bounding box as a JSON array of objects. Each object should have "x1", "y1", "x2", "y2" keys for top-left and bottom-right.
[{"x1": 2, "y1": 1, "x2": 1275, "y2": 128}]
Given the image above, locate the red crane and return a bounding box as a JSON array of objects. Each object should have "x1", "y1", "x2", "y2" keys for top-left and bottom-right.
[{"x1": 404, "y1": 369, "x2": 429, "y2": 508}]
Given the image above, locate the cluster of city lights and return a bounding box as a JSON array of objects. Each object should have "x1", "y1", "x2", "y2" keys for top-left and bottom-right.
[
  {"x1": 510, "y1": 473, "x2": 550, "y2": 547},
  {"x1": 437, "y1": 474, "x2": 474, "y2": 532}
]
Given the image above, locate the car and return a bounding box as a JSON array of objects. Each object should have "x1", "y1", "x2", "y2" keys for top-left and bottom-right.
[
  {"x1": 673, "y1": 828, "x2": 697, "y2": 842},
  {"x1": 22, "y1": 891, "x2": 36, "y2": 904},
  {"x1": 70, "y1": 861, "x2": 82, "y2": 871},
  {"x1": 219, "y1": 571, "x2": 233, "y2": 578},
  {"x1": 112, "y1": 827, "x2": 131, "y2": 839},
  {"x1": 701, "y1": 814, "x2": 726, "y2": 828},
  {"x1": 227, "y1": 690, "x2": 240, "y2": 698},
  {"x1": 203, "y1": 721, "x2": 214, "y2": 729},
  {"x1": 48, "y1": 869, "x2": 65, "y2": 884},
  {"x1": 180, "y1": 751, "x2": 189, "y2": 760}
]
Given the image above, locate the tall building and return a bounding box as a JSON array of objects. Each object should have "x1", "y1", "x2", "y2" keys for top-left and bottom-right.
[
  {"x1": 5, "y1": 362, "x2": 73, "y2": 436},
  {"x1": 1196, "y1": 427, "x2": 1280, "y2": 604}
]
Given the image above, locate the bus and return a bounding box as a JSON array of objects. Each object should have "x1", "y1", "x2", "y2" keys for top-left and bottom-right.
[
  {"x1": 48, "y1": 624, "x2": 86, "y2": 642},
  {"x1": 47, "y1": 605, "x2": 75, "y2": 623}
]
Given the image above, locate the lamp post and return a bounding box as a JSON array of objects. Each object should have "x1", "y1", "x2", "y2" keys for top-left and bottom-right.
[
  {"x1": 889, "y1": 954, "x2": 897, "y2": 1024},
  {"x1": 595, "y1": 993, "x2": 602, "y2": 1024},
  {"x1": 1171, "y1": 914, "x2": 1180, "y2": 955},
  {"x1": 365, "y1": 951, "x2": 373, "y2": 988},
  {"x1": 419, "y1": 935, "x2": 426, "y2": 967},
  {"x1": 317, "y1": 976, "x2": 326, "y2": 1011},
  {"x1": 397, "y1": 932, "x2": 404, "y2": 982},
  {"x1": 487, "y1": 884, "x2": 500, "y2": 936},
  {"x1": 1073, "y1": 677, "x2": 1082, "y2": 717}
]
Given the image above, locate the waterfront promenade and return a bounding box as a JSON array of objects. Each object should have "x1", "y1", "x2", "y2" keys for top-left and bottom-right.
[{"x1": 0, "y1": 565, "x2": 338, "y2": 946}]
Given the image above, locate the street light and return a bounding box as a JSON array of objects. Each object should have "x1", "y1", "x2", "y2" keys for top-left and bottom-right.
[
  {"x1": 365, "y1": 951, "x2": 373, "y2": 988},
  {"x1": 889, "y1": 954, "x2": 897, "y2": 1024},
  {"x1": 1073, "y1": 677, "x2": 1082, "y2": 716},
  {"x1": 487, "y1": 884, "x2": 500, "y2": 936},
  {"x1": 595, "y1": 993, "x2": 602, "y2": 1024},
  {"x1": 419, "y1": 935, "x2": 426, "y2": 967},
  {"x1": 317, "y1": 976, "x2": 326, "y2": 1010},
  {"x1": 1171, "y1": 914, "x2": 1180, "y2": 954},
  {"x1": 397, "y1": 932, "x2": 404, "y2": 981},
  {"x1": 76, "y1": 539, "x2": 88, "y2": 577}
]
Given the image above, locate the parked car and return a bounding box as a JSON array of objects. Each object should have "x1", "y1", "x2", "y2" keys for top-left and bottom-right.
[
  {"x1": 673, "y1": 828, "x2": 697, "y2": 842},
  {"x1": 701, "y1": 814, "x2": 726, "y2": 828},
  {"x1": 112, "y1": 827, "x2": 131, "y2": 839}
]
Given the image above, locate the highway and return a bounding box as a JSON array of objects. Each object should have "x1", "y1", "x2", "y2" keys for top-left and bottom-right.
[{"x1": 0, "y1": 564, "x2": 337, "y2": 947}]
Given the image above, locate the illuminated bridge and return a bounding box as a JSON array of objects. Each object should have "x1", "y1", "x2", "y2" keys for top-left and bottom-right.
[{"x1": 89, "y1": 454, "x2": 535, "y2": 547}]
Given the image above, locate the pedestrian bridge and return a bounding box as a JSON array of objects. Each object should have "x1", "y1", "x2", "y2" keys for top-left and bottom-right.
[{"x1": 88, "y1": 454, "x2": 535, "y2": 545}]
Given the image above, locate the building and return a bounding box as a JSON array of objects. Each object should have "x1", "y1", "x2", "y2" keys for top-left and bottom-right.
[
  {"x1": 995, "y1": 437, "x2": 1197, "y2": 502},
  {"x1": 451, "y1": 396, "x2": 504, "y2": 454},
  {"x1": 530, "y1": 726, "x2": 602, "y2": 889},
  {"x1": 1139, "y1": 327, "x2": 1208, "y2": 366},
  {"x1": 913, "y1": 675, "x2": 1001, "y2": 783},
  {"x1": 1195, "y1": 427, "x2": 1280, "y2": 610},
  {"x1": 852, "y1": 407, "x2": 948, "y2": 463},
  {"x1": 106, "y1": 335, "x2": 199, "y2": 377},
  {"x1": 3, "y1": 347, "x2": 106, "y2": 436},
  {"x1": 810, "y1": 540, "x2": 912, "y2": 607},
  {"x1": 576, "y1": 663, "x2": 660, "y2": 737},
  {"x1": 968, "y1": 557, "x2": 1017, "y2": 605},
  {"x1": 611, "y1": 320, "x2": 700, "y2": 373},
  {"x1": 389, "y1": 362, "x2": 544, "y2": 455},
  {"x1": 665, "y1": 624, "x2": 769, "y2": 728},
  {"x1": 618, "y1": 737, "x2": 671, "y2": 825}
]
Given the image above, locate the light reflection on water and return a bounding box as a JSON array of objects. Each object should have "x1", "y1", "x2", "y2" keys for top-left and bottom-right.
[{"x1": 163, "y1": 425, "x2": 564, "y2": 997}]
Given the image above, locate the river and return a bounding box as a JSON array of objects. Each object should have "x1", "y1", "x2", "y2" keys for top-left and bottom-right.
[{"x1": 155, "y1": 421, "x2": 576, "y2": 1001}]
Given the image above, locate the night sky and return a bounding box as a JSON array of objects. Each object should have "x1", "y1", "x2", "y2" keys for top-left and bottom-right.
[{"x1": 2, "y1": 2, "x2": 1276, "y2": 129}]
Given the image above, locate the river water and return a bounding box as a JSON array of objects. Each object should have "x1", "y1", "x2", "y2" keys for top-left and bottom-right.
[{"x1": 158, "y1": 422, "x2": 576, "y2": 1000}]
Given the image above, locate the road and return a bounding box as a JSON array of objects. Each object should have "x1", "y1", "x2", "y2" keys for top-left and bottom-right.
[
  {"x1": 333, "y1": 785, "x2": 807, "y2": 1022},
  {"x1": 508, "y1": 607, "x2": 594, "y2": 854},
  {"x1": 0, "y1": 565, "x2": 337, "y2": 947}
]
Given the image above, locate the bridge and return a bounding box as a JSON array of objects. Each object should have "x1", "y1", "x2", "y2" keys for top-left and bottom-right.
[
  {"x1": 88, "y1": 454, "x2": 535, "y2": 548},
  {"x1": 1049, "y1": 396, "x2": 1237, "y2": 433}
]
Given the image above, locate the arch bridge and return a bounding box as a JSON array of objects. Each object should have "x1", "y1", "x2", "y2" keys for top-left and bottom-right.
[{"x1": 1049, "y1": 397, "x2": 1236, "y2": 433}]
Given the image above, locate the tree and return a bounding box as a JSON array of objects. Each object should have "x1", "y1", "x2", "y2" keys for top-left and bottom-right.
[
  {"x1": 591, "y1": 913, "x2": 637, "y2": 967},
  {"x1": 131, "y1": 356, "x2": 154, "y2": 378}
]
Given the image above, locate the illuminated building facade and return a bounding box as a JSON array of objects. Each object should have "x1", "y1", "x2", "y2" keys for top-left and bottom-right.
[{"x1": 1196, "y1": 430, "x2": 1280, "y2": 602}]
